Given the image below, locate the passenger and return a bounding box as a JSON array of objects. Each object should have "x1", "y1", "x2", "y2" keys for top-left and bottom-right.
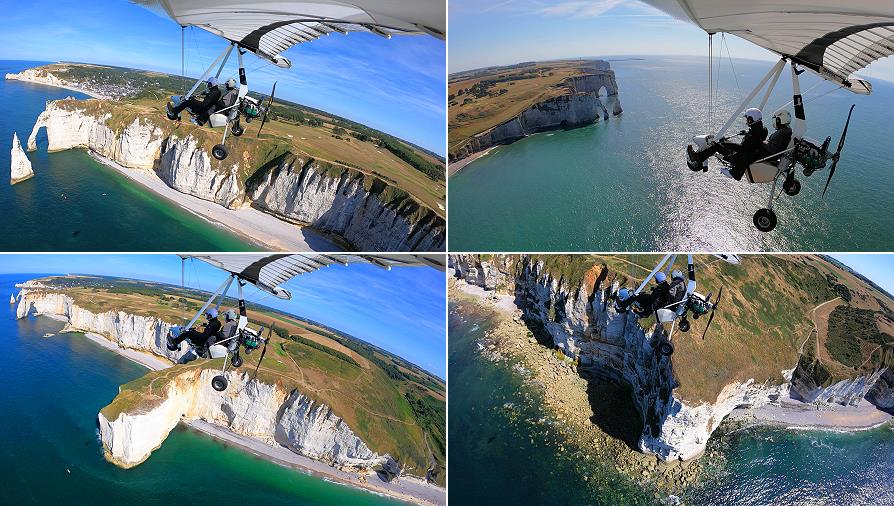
[
  {"x1": 763, "y1": 110, "x2": 793, "y2": 161},
  {"x1": 217, "y1": 79, "x2": 239, "y2": 113},
  {"x1": 615, "y1": 271, "x2": 670, "y2": 317},
  {"x1": 219, "y1": 309, "x2": 239, "y2": 341},
  {"x1": 688, "y1": 107, "x2": 768, "y2": 180},
  {"x1": 665, "y1": 270, "x2": 688, "y2": 308},
  {"x1": 167, "y1": 308, "x2": 222, "y2": 351},
  {"x1": 166, "y1": 77, "x2": 222, "y2": 125}
]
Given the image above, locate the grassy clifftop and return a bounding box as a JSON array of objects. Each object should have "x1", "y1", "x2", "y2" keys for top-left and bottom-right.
[
  {"x1": 462, "y1": 254, "x2": 894, "y2": 404},
  {"x1": 25, "y1": 62, "x2": 445, "y2": 217},
  {"x1": 36, "y1": 275, "x2": 445, "y2": 484}
]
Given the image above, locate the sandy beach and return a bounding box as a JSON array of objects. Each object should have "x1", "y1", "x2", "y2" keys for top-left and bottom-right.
[
  {"x1": 447, "y1": 146, "x2": 495, "y2": 177},
  {"x1": 88, "y1": 152, "x2": 341, "y2": 252},
  {"x1": 730, "y1": 396, "x2": 892, "y2": 432},
  {"x1": 62, "y1": 322, "x2": 443, "y2": 506}
]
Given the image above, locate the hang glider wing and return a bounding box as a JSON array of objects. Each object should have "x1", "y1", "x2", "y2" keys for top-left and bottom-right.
[
  {"x1": 639, "y1": 0, "x2": 894, "y2": 94},
  {"x1": 131, "y1": 0, "x2": 446, "y2": 68},
  {"x1": 186, "y1": 254, "x2": 445, "y2": 299}
]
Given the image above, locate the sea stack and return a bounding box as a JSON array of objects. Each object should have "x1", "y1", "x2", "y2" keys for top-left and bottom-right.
[
  {"x1": 9, "y1": 293, "x2": 15, "y2": 304},
  {"x1": 10, "y1": 132, "x2": 34, "y2": 184}
]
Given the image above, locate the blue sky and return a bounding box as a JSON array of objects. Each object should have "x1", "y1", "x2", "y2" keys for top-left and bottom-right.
[
  {"x1": 450, "y1": 0, "x2": 894, "y2": 82},
  {"x1": 0, "y1": 0, "x2": 445, "y2": 155},
  {"x1": 0, "y1": 254, "x2": 446, "y2": 378},
  {"x1": 831, "y1": 254, "x2": 894, "y2": 299}
]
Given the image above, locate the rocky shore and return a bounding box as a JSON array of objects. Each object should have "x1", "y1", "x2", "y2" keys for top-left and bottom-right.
[{"x1": 451, "y1": 281, "x2": 701, "y2": 498}]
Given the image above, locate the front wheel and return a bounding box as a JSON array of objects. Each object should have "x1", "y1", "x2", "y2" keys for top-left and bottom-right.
[
  {"x1": 679, "y1": 319, "x2": 690, "y2": 332},
  {"x1": 753, "y1": 208, "x2": 777, "y2": 232},
  {"x1": 783, "y1": 178, "x2": 801, "y2": 196},
  {"x1": 657, "y1": 340, "x2": 675, "y2": 357},
  {"x1": 211, "y1": 375, "x2": 229, "y2": 391},
  {"x1": 231, "y1": 351, "x2": 243, "y2": 368},
  {"x1": 212, "y1": 144, "x2": 228, "y2": 160},
  {"x1": 232, "y1": 121, "x2": 244, "y2": 137}
]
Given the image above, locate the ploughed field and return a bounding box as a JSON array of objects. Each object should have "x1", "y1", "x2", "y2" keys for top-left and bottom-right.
[{"x1": 37, "y1": 275, "x2": 446, "y2": 485}]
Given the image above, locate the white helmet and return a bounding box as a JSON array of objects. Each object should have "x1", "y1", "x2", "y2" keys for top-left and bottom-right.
[
  {"x1": 774, "y1": 110, "x2": 791, "y2": 127},
  {"x1": 743, "y1": 107, "x2": 762, "y2": 122},
  {"x1": 671, "y1": 269, "x2": 684, "y2": 280},
  {"x1": 225, "y1": 78, "x2": 237, "y2": 90}
]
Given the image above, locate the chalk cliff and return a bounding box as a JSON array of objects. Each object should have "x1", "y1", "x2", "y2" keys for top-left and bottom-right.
[
  {"x1": 26, "y1": 100, "x2": 444, "y2": 251},
  {"x1": 449, "y1": 255, "x2": 892, "y2": 461},
  {"x1": 10, "y1": 132, "x2": 34, "y2": 184},
  {"x1": 451, "y1": 68, "x2": 623, "y2": 162},
  {"x1": 98, "y1": 368, "x2": 395, "y2": 474},
  {"x1": 17, "y1": 282, "x2": 397, "y2": 475}
]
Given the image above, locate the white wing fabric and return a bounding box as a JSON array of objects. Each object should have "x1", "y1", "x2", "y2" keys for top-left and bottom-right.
[
  {"x1": 640, "y1": 0, "x2": 894, "y2": 93},
  {"x1": 188, "y1": 254, "x2": 445, "y2": 299},
  {"x1": 132, "y1": 0, "x2": 445, "y2": 68}
]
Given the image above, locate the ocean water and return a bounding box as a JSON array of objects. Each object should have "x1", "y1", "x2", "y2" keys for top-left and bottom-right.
[
  {"x1": 448, "y1": 56, "x2": 894, "y2": 251},
  {"x1": 0, "y1": 60, "x2": 255, "y2": 251},
  {"x1": 0, "y1": 274, "x2": 399, "y2": 505},
  {"x1": 450, "y1": 301, "x2": 894, "y2": 505}
]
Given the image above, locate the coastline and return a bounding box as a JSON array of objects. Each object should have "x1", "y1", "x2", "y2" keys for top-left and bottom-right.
[
  {"x1": 447, "y1": 146, "x2": 496, "y2": 177},
  {"x1": 5, "y1": 73, "x2": 110, "y2": 99},
  {"x1": 55, "y1": 318, "x2": 443, "y2": 506},
  {"x1": 86, "y1": 151, "x2": 341, "y2": 252}
]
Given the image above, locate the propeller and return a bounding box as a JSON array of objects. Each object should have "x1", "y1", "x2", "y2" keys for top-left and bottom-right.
[
  {"x1": 701, "y1": 286, "x2": 722, "y2": 340},
  {"x1": 256, "y1": 81, "x2": 277, "y2": 138},
  {"x1": 822, "y1": 104, "x2": 855, "y2": 198}
]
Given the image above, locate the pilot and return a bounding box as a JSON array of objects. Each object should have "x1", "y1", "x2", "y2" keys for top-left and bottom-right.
[
  {"x1": 167, "y1": 308, "x2": 222, "y2": 351},
  {"x1": 166, "y1": 76, "x2": 222, "y2": 125},
  {"x1": 763, "y1": 110, "x2": 793, "y2": 161},
  {"x1": 615, "y1": 271, "x2": 670, "y2": 317},
  {"x1": 688, "y1": 107, "x2": 768, "y2": 180}
]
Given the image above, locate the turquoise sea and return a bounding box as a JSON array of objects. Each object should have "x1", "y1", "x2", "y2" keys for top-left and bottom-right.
[
  {"x1": 0, "y1": 60, "x2": 256, "y2": 251},
  {"x1": 449, "y1": 301, "x2": 894, "y2": 505},
  {"x1": 0, "y1": 273, "x2": 400, "y2": 505},
  {"x1": 448, "y1": 56, "x2": 894, "y2": 251}
]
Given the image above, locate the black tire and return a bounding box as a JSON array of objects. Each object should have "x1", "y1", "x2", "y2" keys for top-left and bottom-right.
[
  {"x1": 679, "y1": 319, "x2": 690, "y2": 332},
  {"x1": 212, "y1": 144, "x2": 228, "y2": 160},
  {"x1": 657, "y1": 340, "x2": 675, "y2": 357},
  {"x1": 232, "y1": 352, "x2": 243, "y2": 368},
  {"x1": 783, "y1": 178, "x2": 801, "y2": 196},
  {"x1": 753, "y1": 208, "x2": 777, "y2": 232},
  {"x1": 211, "y1": 375, "x2": 229, "y2": 391},
  {"x1": 232, "y1": 121, "x2": 244, "y2": 137}
]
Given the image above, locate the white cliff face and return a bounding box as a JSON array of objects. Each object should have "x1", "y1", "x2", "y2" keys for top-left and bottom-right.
[
  {"x1": 158, "y1": 135, "x2": 242, "y2": 208},
  {"x1": 10, "y1": 132, "x2": 34, "y2": 184},
  {"x1": 99, "y1": 368, "x2": 394, "y2": 473},
  {"x1": 16, "y1": 286, "x2": 184, "y2": 363},
  {"x1": 449, "y1": 255, "x2": 794, "y2": 462},
  {"x1": 27, "y1": 100, "x2": 445, "y2": 251},
  {"x1": 248, "y1": 156, "x2": 446, "y2": 251}
]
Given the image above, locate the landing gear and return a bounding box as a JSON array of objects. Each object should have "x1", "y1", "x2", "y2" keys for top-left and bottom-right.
[
  {"x1": 753, "y1": 208, "x2": 777, "y2": 232},
  {"x1": 212, "y1": 144, "x2": 228, "y2": 160},
  {"x1": 211, "y1": 375, "x2": 229, "y2": 391},
  {"x1": 232, "y1": 120, "x2": 244, "y2": 137},
  {"x1": 679, "y1": 318, "x2": 690, "y2": 332},
  {"x1": 231, "y1": 350, "x2": 243, "y2": 367},
  {"x1": 656, "y1": 340, "x2": 675, "y2": 357},
  {"x1": 783, "y1": 178, "x2": 801, "y2": 196}
]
